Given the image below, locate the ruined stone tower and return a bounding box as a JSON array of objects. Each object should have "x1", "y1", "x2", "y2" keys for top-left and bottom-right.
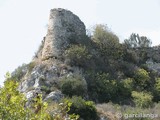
[{"x1": 41, "y1": 8, "x2": 86, "y2": 60}]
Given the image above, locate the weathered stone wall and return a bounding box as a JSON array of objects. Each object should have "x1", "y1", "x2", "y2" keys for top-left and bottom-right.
[{"x1": 42, "y1": 8, "x2": 86, "y2": 60}]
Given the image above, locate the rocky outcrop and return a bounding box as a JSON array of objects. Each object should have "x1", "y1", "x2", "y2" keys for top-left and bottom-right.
[
  {"x1": 41, "y1": 8, "x2": 86, "y2": 60},
  {"x1": 11, "y1": 8, "x2": 160, "y2": 120},
  {"x1": 18, "y1": 8, "x2": 87, "y2": 103},
  {"x1": 44, "y1": 90, "x2": 63, "y2": 102}
]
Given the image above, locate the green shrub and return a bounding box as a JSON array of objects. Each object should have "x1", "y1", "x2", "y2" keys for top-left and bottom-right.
[
  {"x1": 133, "y1": 68, "x2": 150, "y2": 91},
  {"x1": 153, "y1": 78, "x2": 160, "y2": 102},
  {"x1": 0, "y1": 80, "x2": 28, "y2": 119},
  {"x1": 1, "y1": 78, "x2": 79, "y2": 120},
  {"x1": 132, "y1": 91, "x2": 153, "y2": 108},
  {"x1": 118, "y1": 78, "x2": 133, "y2": 99},
  {"x1": 64, "y1": 96, "x2": 98, "y2": 120},
  {"x1": 65, "y1": 45, "x2": 91, "y2": 67},
  {"x1": 92, "y1": 24, "x2": 122, "y2": 60},
  {"x1": 0, "y1": 80, "x2": 51, "y2": 119},
  {"x1": 60, "y1": 76, "x2": 87, "y2": 97},
  {"x1": 87, "y1": 72, "x2": 118, "y2": 102},
  {"x1": 10, "y1": 64, "x2": 27, "y2": 82},
  {"x1": 47, "y1": 101, "x2": 79, "y2": 120},
  {"x1": 123, "y1": 49, "x2": 139, "y2": 64},
  {"x1": 155, "y1": 78, "x2": 160, "y2": 93},
  {"x1": 92, "y1": 24, "x2": 119, "y2": 45}
]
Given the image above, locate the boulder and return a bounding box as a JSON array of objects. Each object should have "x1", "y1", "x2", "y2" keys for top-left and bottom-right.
[{"x1": 44, "y1": 90, "x2": 63, "y2": 102}]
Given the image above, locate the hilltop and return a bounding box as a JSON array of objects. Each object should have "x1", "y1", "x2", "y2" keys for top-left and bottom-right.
[{"x1": 8, "y1": 8, "x2": 160, "y2": 120}]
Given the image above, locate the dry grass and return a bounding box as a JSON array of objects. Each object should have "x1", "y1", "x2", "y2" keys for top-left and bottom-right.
[{"x1": 96, "y1": 102, "x2": 160, "y2": 120}]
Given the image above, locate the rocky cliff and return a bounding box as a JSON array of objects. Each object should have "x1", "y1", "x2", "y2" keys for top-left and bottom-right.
[
  {"x1": 18, "y1": 8, "x2": 87, "y2": 104},
  {"x1": 36, "y1": 8, "x2": 86, "y2": 61},
  {"x1": 9, "y1": 8, "x2": 160, "y2": 120},
  {"x1": 17, "y1": 8, "x2": 160, "y2": 102}
]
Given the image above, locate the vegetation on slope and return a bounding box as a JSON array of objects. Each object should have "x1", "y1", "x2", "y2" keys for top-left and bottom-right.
[{"x1": 7, "y1": 24, "x2": 160, "y2": 119}]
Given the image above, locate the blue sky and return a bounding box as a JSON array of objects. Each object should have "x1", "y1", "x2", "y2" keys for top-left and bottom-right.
[{"x1": 0, "y1": 0, "x2": 160, "y2": 85}]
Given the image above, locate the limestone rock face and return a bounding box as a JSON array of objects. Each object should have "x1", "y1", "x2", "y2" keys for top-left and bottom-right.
[
  {"x1": 42, "y1": 8, "x2": 86, "y2": 60},
  {"x1": 17, "y1": 8, "x2": 88, "y2": 104},
  {"x1": 44, "y1": 90, "x2": 63, "y2": 102}
]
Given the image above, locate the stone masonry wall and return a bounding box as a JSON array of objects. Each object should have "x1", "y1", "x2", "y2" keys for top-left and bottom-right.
[{"x1": 41, "y1": 8, "x2": 86, "y2": 60}]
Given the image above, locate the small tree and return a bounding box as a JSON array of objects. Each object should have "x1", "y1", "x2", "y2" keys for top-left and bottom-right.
[
  {"x1": 0, "y1": 80, "x2": 29, "y2": 119},
  {"x1": 118, "y1": 78, "x2": 133, "y2": 98},
  {"x1": 124, "y1": 33, "x2": 152, "y2": 48},
  {"x1": 0, "y1": 76, "x2": 79, "y2": 120},
  {"x1": 153, "y1": 78, "x2": 160, "y2": 101},
  {"x1": 155, "y1": 78, "x2": 160, "y2": 93},
  {"x1": 65, "y1": 45, "x2": 91, "y2": 67},
  {"x1": 92, "y1": 24, "x2": 119, "y2": 45},
  {"x1": 60, "y1": 76, "x2": 87, "y2": 97},
  {"x1": 64, "y1": 96, "x2": 98, "y2": 120},
  {"x1": 0, "y1": 79, "x2": 52, "y2": 120},
  {"x1": 132, "y1": 91, "x2": 153, "y2": 108},
  {"x1": 133, "y1": 68, "x2": 150, "y2": 91},
  {"x1": 92, "y1": 24, "x2": 122, "y2": 60},
  {"x1": 88, "y1": 72, "x2": 118, "y2": 102}
]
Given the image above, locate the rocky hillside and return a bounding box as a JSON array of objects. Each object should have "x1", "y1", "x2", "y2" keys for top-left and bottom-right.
[
  {"x1": 9, "y1": 8, "x2": 160, "y2": 120},
  {"x1": 16, "y1": 8, "x2": 88, "y2": 103}
]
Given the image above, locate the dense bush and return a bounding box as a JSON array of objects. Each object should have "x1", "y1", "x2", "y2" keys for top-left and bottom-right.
[
  {"x1": 155, "y1": 78, "x2": 160, "y2": 94},
  {"x1": 153, "y1": 78, "x2": 160, "y2": 102},
  {"x1": 86, "y1": 70, "x2": 156, "y2": 105},
  {"x1": 0, "y1": 78, "x2": 80, "y2": 120},
  {"x1": 0, "y1": 80, "x2": 29, "y2": 119},
  {"x1": 92, "y1": 24, "x2": 119, "y2": 45},
  {"x1": 5, "y1": 23, "x2": 160, "y2": 119},
  {"x1": 60, "y1": 75, "x2": 87, "y2": 97},
  {"x1": 123, "y1": 49, "x2": 139, "y2": 64},
  {"x1": 93, "y1": 24, "x2": 122, "y2": 60},
  {"x1": 118, "y1": 78, "x2": 133, "y2": 99},
  {"x1": 0, "y1": 80, "x2": 50, "y2": 119},
  {"x1": 65, "y1": 45, "x2": 91, "y2": 67},
  {"x1": 131, "y1": 91, "x2": 153, "y2": 108},
  {"x1": 133, "y1": 68, "x2": 150, "y2": 91},
  {"x1": 87, "y1": 73, "x2": 118, "y2": 102},
  {"x1": 64, "y1": 96, "x2": 98, "y2": 120}
]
